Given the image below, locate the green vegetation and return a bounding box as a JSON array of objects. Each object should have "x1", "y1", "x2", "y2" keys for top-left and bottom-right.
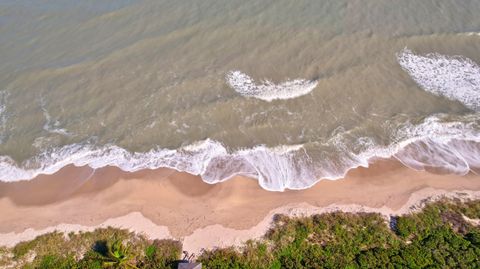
[
  {"x1": 101, "y1": 240, "x2": 138, "y2": 268},
  {"x1": 198, "y1": 199, "x2": 480, "y2": 269},
  {"x1": 1, "y1": 198, "x2": 479, "y2": 268},
  {"x1": 3, "y1": 228, "x2": 182, "y2": 269}
]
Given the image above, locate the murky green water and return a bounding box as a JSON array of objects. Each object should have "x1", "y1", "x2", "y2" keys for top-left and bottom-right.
[{"x1": 1, "y1": 0, "x2": 479, "y2": 190}]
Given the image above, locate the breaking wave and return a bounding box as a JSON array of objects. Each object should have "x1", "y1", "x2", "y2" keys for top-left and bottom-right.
[
  {"x1": 0, "y1": 114, "x2": 478, "y2": 191},
  {"x1": 226, "y1": 70, "x2": 318, "y2": 101},
  {"x1": 397, "y1": 48, "x2": 480, "y2": 111}
]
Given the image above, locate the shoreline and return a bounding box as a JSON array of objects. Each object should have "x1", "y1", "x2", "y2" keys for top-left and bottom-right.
[{"x1": 1, "y1": 159, "x2": 480, "y2": 253}]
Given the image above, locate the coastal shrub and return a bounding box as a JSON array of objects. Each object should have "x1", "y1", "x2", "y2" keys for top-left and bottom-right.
[
  {"x1": 451, "y1": 199, "x2": 480, "y2": 219},
  {"x1": 198, "y1": 240, "x2": 275, "y2": 269},
  {"x1": 395, "y1": 217, "x2": 416, "y2": 238},
  {"x1": 12, "y1": 240, "x2": 35, "y2": 258},
  {"x1": 197, "y1": 247, "x2": 245, "y2": 269},
  {"x1": 36, "y1": 254, "x2": 77, "y2": 269},
  {"x1": 466, "y1": 231, "x2": 480, "y2": 246},
  {"x1": 0, "y1": 247, "x2": 11, "y2": 268},
  {"x1": 241, "y1": 241, "x2": 274, "y2": 268},
  {"x1": 12, "y1": 231, "x2": 66, "y2": 259},
  {"x1": 76, "y1": 248, "x2": 104, "y2": 268},
  {"x1": 142, "y1": 239, "x2": 182, "y2": 269}
]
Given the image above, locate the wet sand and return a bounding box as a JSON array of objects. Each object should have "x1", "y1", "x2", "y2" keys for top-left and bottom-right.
[{"x1": 1, "y1": 159, "x2": 480, "y2": 251}]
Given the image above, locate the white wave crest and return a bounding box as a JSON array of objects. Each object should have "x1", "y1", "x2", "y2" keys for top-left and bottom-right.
[
  {"x1": 0, "y1": 115, "x2": 478, "y2": 191},
  {"x1": 393, "y1": 115, "x2": 480, "y2": 174},
  {"x1": 0, "y1": 139, "x2": 226, "y2": 184},
  {"x1": 226, "y1": 71, "x2": 318, "y2": 101},
  {"x1": 397, "y1": 48, "x2": 480, "y2": 111},
  {"x1": 0, "y1": 139, "x2": 314, "y2": 191}
]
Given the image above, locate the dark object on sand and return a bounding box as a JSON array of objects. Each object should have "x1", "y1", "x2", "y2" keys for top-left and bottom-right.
[{"x1": 177, "y1": 251, "x2": 202, "y2": 269}]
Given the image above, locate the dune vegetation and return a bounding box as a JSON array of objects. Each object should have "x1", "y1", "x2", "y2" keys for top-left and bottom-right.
[{"x1": 1, "y1": 198, "x2": 479, "y2": 268}]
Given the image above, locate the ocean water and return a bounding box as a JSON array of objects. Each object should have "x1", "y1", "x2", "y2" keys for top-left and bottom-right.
[{"x1": 0, "y1": 0, "x2": 479, "y2": 191}]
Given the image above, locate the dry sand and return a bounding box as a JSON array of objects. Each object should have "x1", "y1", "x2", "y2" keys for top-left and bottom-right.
[{"x1": 1, "y1": 159, "x2": 480, "y2": 253}]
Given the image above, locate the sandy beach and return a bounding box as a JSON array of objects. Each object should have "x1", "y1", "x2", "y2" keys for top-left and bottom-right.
[{"x1": 1, "y1": 159, "x2": 480, "y2": 253}]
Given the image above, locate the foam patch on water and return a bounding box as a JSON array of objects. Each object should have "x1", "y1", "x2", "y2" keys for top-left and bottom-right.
[
  {"x1": 0, "y1": 114, "x2": 478, "y2": 191},
  {"x1": 40, "y1": 96, "x2": 71, "y2": 136},
  {"x1": 464, "y1": 32, "x2": 480, "y2": 36},
  {"x1": 397, "y1": 48, "x2": 480, "y2": 111},
  {"x1": 226, "y1": 71, "x2": 318, "y2": 101}
]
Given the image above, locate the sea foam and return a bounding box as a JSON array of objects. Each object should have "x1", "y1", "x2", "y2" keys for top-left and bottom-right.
[
  {"x1": 0, "y1": 114, "x2": 478, "y2": 191},
  {"x1": 39, "y1": 96, "x2": 71, "y2": 136},
  {"x1": 226, "y1": 71, "x2": 318, "y2": 101},
  {"x1": 393, "y1": 115, "x2": 480, "y2": 174},
  {"x1": 397, "y1": 48, "x2": 480, "y2": 111}
]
